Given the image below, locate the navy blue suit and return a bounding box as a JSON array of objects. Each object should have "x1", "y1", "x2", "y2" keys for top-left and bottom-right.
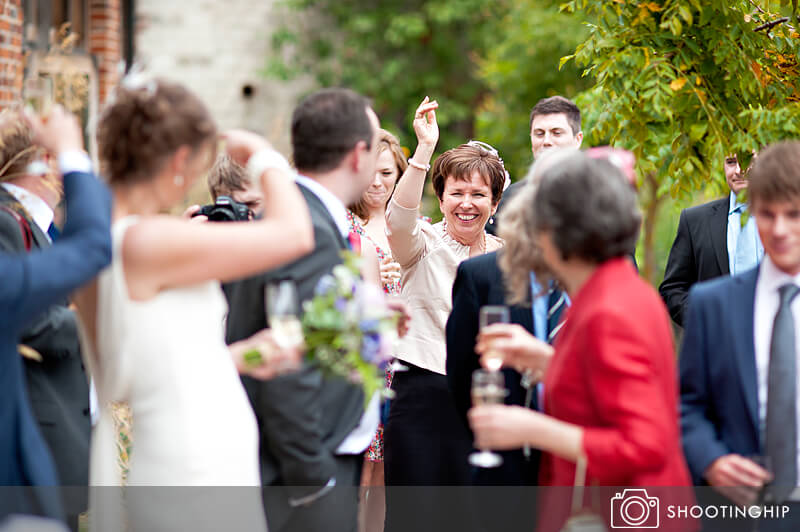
[
  {"x1": 679, "y1": 267, "x2": 761, "y2": 484},
  {"x1": 0, "y1": 170, "x2": 111, "y2": 520}
]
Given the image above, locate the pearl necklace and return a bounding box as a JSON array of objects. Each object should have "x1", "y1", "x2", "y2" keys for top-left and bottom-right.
[{"x1": 442, "y1": 219, "x2": 487, "y2": 255}]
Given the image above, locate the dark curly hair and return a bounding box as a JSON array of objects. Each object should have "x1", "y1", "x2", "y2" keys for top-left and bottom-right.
[{"x1": 97, "y1": 79, "x2": 217, "y2": 184}]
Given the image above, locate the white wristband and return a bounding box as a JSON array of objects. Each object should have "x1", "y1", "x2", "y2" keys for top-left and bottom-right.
[
  {"x1": 246, "y1": 148, "x2": 293, "y2": 179},
  {"x1": 407, "y1": 158, "x2": 431, "y2": 172}
]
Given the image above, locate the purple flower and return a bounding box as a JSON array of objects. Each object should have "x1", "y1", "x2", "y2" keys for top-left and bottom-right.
[
  {"x1": 315, "y1": 275, "x2": 337, "y2": 296},
  {"x1": 359, "y1": 319, "x2": 380, "y2": 332},
  {"x1": 361, "y1": 333, "x2": 382, "y2": 363},
  {"x1": 334, "y1": 297, "x2": 347, "y2": 312}
]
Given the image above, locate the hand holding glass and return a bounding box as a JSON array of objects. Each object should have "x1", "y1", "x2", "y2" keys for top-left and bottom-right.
[
  {"x1": 479, "y1": 305, "x2": 510, "y2": 372},
  {"x1": 469, "y1": 369, "x2": 507, "y2": 468},
  {"x1": 265, "y1": 281, "x2": 304, "y2": 350}
]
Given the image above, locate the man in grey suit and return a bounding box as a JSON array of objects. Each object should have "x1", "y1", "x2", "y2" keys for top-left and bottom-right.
[{"x1": 225, "y1": 88, "x2": 381, "y2": 532}]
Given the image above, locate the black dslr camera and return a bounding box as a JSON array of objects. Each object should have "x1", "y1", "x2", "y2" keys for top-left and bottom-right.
[{"x1": 193, "y1": 196, "x2": 252, "y2": 222}]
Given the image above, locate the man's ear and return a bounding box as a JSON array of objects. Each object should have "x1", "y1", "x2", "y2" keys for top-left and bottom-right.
[
  {"x1": 351, "y1": 140, "x2": 369, "y2": 173},
  {"x1": 575, "y1": 131, "x2": 584, "y2": 148}
]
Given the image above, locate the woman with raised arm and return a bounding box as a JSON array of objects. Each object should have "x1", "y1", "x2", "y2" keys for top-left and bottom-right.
[
  {"x1": 383, "y1": 97, "x2": 507, "y2": 532},
  {"x1": 76, "y1": 80, "x2": 313, "y2": 531}
]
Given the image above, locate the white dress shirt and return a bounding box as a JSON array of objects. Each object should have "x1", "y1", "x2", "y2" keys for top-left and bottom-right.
[
  {"x1": 0, "y1": 182, "x2": 54, "y2": 236},
  {"x1": 294, "y1": 175, "x2": 380, "y2": 455},
  {"x1": 753, "y1": 255, "x2": 800, "y2": 479}
]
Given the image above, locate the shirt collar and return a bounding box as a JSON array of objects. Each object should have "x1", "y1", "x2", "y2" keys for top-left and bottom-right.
[
  {"x1": 0, "y1": 182, "x2": 54, "y2": 233},
  {"x1": 758, "y1": 255, "x2": 800, "y2": 295},
  {"x1": 294, "y1": 174, "x2": 350, "y2": 238},
  {"x1": 729, "y1": 191, "x2": 747, "y2": 215}
]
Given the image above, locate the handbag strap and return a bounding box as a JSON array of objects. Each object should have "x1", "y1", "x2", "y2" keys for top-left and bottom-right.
[
  {"x1": 0, "y1": 205, "x2": 33, "y2": 251},
  {"x1": 572, "y1": 455, "x2": 588, "y2": 515}
]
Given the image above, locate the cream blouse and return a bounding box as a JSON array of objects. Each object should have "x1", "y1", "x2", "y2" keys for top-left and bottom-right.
[{"x1": 386, "y1": 198, "x2": 503, "y2": 375}]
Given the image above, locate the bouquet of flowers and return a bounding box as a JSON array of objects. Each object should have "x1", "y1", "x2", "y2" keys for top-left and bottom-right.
[{"x1": 301, "y1": 251, "x2": 397, "y2": 403}]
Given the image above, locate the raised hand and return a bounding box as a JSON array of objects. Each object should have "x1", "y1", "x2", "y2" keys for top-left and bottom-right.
[
  {"x1": 222, "y1": 129, "x2": 273, "y2": 167},
  {"x1": 412, "y1": 96, "x2": 439, "y2": 149},
  {"x1": 24, "y1": 105, "x2": 84, "y2": 155}
]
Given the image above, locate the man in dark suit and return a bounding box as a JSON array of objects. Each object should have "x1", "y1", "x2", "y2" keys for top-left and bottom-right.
[
  {"x1": 660, "y1": 154, "x2": 764, "y2": 327},
  {"x1": 225, "y1": 88, "x2": 381, "y2": 532},
  {"x1": 0, "y1": 154, "x2": 91, "y2": 530},
  {"x1": 0, "y1": 107, "x2": 111, "y2": 526},
  {"x1": 486, "y1": 95, "x2": 583, "y2": 235},
  {"x1": 680, "y1": 142, "x2": 800, "y2": 531}
]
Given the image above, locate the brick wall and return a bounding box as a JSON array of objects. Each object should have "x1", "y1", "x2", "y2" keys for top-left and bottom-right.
[
  {"x1": 89, "y1": 0, "x2": 123, "y2": 105},
  {"x1": 0, "y1": 0, "x2": 23, "y2": 109}
]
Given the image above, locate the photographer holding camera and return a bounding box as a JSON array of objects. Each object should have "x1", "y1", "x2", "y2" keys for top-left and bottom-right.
[{"x1": 202, "y1": 153, "x2": 265, "y2": 220}]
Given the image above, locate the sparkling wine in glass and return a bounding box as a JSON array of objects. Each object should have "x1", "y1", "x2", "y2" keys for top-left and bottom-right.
[
  {"x1": 265, "y1": 281, "x2": 304, "y2": 349},
  {"x1": 479, "y1": 305, "x2": 510, "y2": 372},
  {"x1": 469, "y1": 369, "x2": 506, "y2": 468}
]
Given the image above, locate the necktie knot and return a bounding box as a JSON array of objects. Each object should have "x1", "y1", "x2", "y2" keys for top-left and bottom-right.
[{"x1": 778, "y1": 283, "x2": 800, "y2": 307}]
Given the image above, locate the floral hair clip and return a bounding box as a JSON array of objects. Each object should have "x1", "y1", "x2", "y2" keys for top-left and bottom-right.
[
  {"x1": 114, "y1": 62, "x2": 157, "y2": 98},
  {"x1": 467, "y1": 139, "x2": 511, "y2": 191}
]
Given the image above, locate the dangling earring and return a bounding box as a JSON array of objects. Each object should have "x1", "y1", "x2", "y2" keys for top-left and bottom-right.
[
  {"x1": 489, "y1": 216, "x2": 494, "y2": 225},
  {"x1": 174, "y1": 174, "x2": 184, "y2": 187}
]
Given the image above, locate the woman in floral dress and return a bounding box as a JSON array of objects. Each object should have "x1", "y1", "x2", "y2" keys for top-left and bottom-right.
[{"x1": 347, "y1": 128, "x2": 408, "y2": 532}]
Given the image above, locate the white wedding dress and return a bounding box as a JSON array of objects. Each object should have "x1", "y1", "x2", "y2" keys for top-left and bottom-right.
[{"x1": 84, "y1": 217, "x2": 267, "y2": 532}]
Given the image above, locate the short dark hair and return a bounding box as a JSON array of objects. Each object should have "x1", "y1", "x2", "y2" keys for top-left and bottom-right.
[
  {"x1": 207, "y1": 154, "x2": 250, "y2": 200},
  {"x1": 291, "y1": 88, "x2": 373, "y2": 173},
  {"x1": 529, "y1": 96, "x2": 581, "y2": 136},
  {"x1": 533, "y1": 152, "x2": 640, "y2": 264},
  {"x1": 748, "y1": 141, "x2": 800, "y2": 208},
  {"x1": 431, "y1": 144, "x2": 506, "y2": 206}
]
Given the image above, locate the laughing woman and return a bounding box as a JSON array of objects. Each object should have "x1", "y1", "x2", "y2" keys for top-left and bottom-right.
[{"x1": 383, "y1": 97, "x2": 506, "y2": 532}]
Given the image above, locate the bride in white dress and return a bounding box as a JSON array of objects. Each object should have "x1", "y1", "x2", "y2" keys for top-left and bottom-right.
[{"x1": 74, "y1": 80, "x2": 313, "y2": 531}]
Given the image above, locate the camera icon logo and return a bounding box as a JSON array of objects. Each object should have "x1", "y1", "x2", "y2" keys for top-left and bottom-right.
[{"x1": 610, "y1": 489, "x2": 660, "y2": 528}]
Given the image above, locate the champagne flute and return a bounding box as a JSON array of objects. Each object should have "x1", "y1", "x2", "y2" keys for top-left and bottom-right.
[
  {"x1": 479, "y1": 305, "x2": 510, "y2": 372},
  {"x1": 265, "y1": 280, "x2": 304, "y2": 349},
  {"x1": 469, "y1": 369, "x2": 506, "y2": 468}
]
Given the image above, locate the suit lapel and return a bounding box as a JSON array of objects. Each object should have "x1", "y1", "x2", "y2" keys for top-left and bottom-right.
[
  {"x1": 0, "y1": 188, "x2": 49, "y2": 249},
  {"x1": 731, "y1": 268, "x2": 760, "y2": 439},
  {"x1": 709, "y1": 199, "x2": 730, "y2": 275},
  {"x1": 298, "y1": 183, "x2": 348, "y2": 250}
]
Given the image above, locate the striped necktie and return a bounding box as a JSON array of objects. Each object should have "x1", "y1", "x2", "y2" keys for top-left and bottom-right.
[{"x1": 547, "y1": 289, "x2": 567, "y2": 343}]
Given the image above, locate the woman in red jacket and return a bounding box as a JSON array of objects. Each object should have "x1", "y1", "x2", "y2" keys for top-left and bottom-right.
[{"x1": 469, "y1": 151, "x2": 693, "y2": 531}]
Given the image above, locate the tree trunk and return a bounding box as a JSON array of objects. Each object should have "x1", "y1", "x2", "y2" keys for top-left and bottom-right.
[{"x1": 641, "y1": 171, "x2": 666, "y2": 286}]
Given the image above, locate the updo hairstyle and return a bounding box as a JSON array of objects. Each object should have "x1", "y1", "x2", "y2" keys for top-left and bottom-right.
[{"x1": 97, "y1": 79, "x2": 217, "y2": 185}]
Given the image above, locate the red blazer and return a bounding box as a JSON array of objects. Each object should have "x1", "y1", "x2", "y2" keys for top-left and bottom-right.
[{"x1": 541, "y1": 258, "x2": 691, "y2": 487}]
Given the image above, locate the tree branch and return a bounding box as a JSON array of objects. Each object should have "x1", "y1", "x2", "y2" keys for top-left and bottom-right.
[{"x1": 754, "y1": 17, "x2": 790, "y2": 32}]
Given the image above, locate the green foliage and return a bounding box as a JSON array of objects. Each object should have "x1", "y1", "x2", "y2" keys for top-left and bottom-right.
[
  {"x1": 561, "y1": 0, "x2": 800, "y2": 198},
  {"x1": 267, "y1": 0, "x2": 588, "y2": 181},
  {"x1": 561, "y1": 0, "x2": 800, "y2": 281},
  {"x1": 267, "y1": 0, "x2": 509, "y2": 153},
  {"x1": 475, "y1": 0, "x2": 591, "y2": 178}
]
